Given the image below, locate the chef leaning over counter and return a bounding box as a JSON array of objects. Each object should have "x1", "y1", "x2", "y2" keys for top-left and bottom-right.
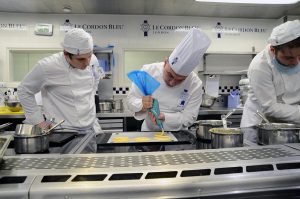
[
  {"x1": 241, "y1": 20, "x2": 300, "y2": 140},
  {"x1": 17, "y1": 28, "x2": 102, "y2": 152},
  {"x1": 127, "y1": 28, "x2": 211, "y2": 132}
]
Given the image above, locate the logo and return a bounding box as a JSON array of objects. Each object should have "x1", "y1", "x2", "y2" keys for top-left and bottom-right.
[
  {"x1": 215, "y1": 22, "x2": 223, "y2": 38},
  {"x1": 140, "y1": 20, "x2": 150, "y2": 37},
  {"x1": 171, "y1": 57, "x2": 178, "y2": 65},
  {"x1": 61, "y1": 19, "x2": 73, "y2": 32}
]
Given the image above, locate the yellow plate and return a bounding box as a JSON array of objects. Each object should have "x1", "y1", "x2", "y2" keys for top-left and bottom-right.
[{"x1": 0, "y1": 106, "x2": 24, "y2": 115}]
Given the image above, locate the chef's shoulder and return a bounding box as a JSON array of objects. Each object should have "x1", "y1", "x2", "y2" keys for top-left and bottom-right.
[
  {"x1": 248, "y1": 47, "x2": 271, "y2": 73},
  {"x1": 141, "y1": 62, "x2": 164, "y2": 77},
  {"x1": 35, "y1": 52, "x2": 67, "y2": 72},
  {"x1": 187, "y1": 71, "x2": 202, "y2": 89},
  {"x1": 90, "y1": 54, "x2": 99, "y2": 67}
]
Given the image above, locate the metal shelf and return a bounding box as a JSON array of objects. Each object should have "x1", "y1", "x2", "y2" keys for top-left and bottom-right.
[{"x1": 201, "y1": 70, "x2": 248, "y2": 75}]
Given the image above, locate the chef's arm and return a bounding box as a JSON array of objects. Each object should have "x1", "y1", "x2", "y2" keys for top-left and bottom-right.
[
  {"x1": 163, "y1": 83, "x2": 202, "y2": 131},
  {"x1": 250, "y1": 69, "x2": 300, "y2": 123},
  {"x1": 91, "y1": 54, "x2": 101, "y2": 94},
  {"x1": 17, "y1": 64, "x2": 45, "y2": 125},
  {"x1": 126, "y1": 83, "x2": 152, "y2": 120}
]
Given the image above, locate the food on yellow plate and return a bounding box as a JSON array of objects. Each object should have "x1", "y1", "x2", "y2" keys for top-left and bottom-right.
[
  {"x1": 112, "y1": 136, "x2": 130, "y2": 143},
  {"x1": 134, "y1": 137, "x2": 151, "y2": 142},
  {"x1": 154, "y1": 134, "x2": 172, "y2": 141}
]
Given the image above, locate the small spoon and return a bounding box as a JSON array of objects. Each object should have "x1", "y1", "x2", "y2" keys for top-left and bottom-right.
[{"x1": 221, "y1": 109, "x2": 236, "y2": 128}]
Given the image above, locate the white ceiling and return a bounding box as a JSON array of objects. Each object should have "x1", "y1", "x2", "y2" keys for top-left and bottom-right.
[{"x1": 0, "y1": 0, "x2": 299, "y2": 19}]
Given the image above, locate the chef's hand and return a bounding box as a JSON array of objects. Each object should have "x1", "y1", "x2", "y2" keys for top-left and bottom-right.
[
  {"x1": 148, "y1": 112, "x2": 165, "y2": 125},
  {"x1": 37, "y1": 120, "x2": 52, "y2": 130},
  {"x1": 142, "y1": 95, "x2": 153, "y2": 111}
]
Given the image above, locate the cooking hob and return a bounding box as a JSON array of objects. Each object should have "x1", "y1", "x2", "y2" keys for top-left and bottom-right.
[
  {"x1": 5, "y1": 131, "x2": 88, "y2": 155},
  {"x1": 96, "y1": 130, "x2": 196, "y2": 153}
]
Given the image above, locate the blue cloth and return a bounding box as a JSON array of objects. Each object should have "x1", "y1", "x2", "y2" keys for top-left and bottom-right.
[{"x1": 127, "y1": 70, "x2": 160, "y2": 95}]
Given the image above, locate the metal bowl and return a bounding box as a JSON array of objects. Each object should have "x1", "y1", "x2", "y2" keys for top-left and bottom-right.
[
  {"x1": 201, "y1": 94, "x2": 216, "y2": 108},
  {"x1": 4, "y1": 101, "x2": 22, "y2": 112}
]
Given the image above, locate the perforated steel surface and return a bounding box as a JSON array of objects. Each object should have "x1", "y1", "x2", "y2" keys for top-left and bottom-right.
[{"x1": 1, "y1": 147, "x2": 297, "y2": 170}]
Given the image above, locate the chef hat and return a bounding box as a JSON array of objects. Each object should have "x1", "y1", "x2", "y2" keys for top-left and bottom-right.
[
  {"x1": 61, "y1": 28, "x2": 93, "y2": 55},
  {"x1": 268, "y1": 20, "x2": 300, "y2": 46},
  {"x1": 169, "y1": 28, "x2": 211, "y2": 76}
]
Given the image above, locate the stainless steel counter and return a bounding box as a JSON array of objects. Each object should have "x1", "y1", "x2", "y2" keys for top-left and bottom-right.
[
  {"x1": 199, "y1": 107, "x2": 243, "y2": 115},
  {"x1": 0, "y1": 114, "x2": 25, "y2": 119},
  {"x1": 96, "y1": 110, "x2": 133, "y2": 118},
  {"x1": 0, "y1": 108, "x2": 243, "y2": 119},
  {"x1": 0, "y1": 144, "x2": 299, "y2": 198}
]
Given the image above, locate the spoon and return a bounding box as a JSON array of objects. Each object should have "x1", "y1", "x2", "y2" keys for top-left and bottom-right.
[
  {"x1": 221, "y1": 109, "x2": 236, "y2": 128},
  {"x1": 256, "y1": 110, "x2": 270, "y2": 124},
  {"x1": 43, "y1": 120, "x2": 65, "y2": 135}
]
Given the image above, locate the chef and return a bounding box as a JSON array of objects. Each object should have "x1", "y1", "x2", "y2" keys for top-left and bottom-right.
[
  {"x1": 241, "y1": 20, "x2": 300, "y2": 141},
  {"x1": 18, "y1": 28, "x2": 102, "y2": 152},
  {"x1": 127, "y1": 28, "x2": 211, "y2": 131}
]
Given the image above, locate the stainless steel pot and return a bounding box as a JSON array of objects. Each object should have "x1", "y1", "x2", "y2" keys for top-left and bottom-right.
[
  {"x1": 14, "y1": 120, "x2": 64, "y2": 154},
  {"x1": 194, "y1": 120, "x2": 232, "y2": 140},
  {"x1": 14, "y1": 134, "x2": 49, "y2": 154},
  {"x1": 210, "y1": 127, "x2": 243, "y2": 149},
  {"x1": 112, "y1": 99, "x2": 123, "y2": 112},
  {"x1": 257, "y1": 123, "x2": 300, "y2": 145},
  {"x1": 99, "y1": 101, "x2": 113, "y2": 112}
]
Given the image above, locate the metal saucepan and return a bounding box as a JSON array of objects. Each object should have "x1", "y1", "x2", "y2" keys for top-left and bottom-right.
[
  {"x1": 14, "y1": 120, "x2": 64, "y2": 154},
  {"x1": 209, "y1": 127, "x2": 243, "y2": 149},
  {"x1": 256, "y1": 123, "x2": 300, "y2": 145},
  {"x1": 99, "y1": 100, "x2": 113, "y2": 112},
  {"x1": 255, "y1": 111, "x2": 300, "y2": 145},
  {"x1": 194, "y1": 120, "x2": 232, "y2": 140}
]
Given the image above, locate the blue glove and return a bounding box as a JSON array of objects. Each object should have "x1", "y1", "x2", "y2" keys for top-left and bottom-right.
[{"x1": 149, "y1": 99, "x2": 164, "y2": 130}]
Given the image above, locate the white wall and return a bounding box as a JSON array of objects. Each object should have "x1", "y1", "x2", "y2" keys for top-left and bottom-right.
[{"x1": 0, "y1": 12, "x2": 296, "y2": 88}]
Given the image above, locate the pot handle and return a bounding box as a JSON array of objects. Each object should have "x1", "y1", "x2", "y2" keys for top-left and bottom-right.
[{"x1": 43, "y1": 120, "x2": 65, "y2": 135}]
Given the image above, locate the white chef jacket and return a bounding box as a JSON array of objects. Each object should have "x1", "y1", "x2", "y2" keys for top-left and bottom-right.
[
  {"x1": 241, "y1": 45, "x2": 300, "y2": 127},
  {"x1": 127, "y1": 62, "x2": 203, "y2": 131},
  {"x1": 18, "y1": 52, "x2": 102, "y2": 132}
]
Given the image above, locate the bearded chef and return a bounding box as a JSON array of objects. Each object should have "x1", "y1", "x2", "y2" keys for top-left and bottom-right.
[
  {"x1": 127, "y1": 28, "x2": 211, "y2": 131},
  {"x1": 241, "y1": 20, "x2": 300, "y2": 142},
  {"x1": 18, "y1": 28, "x2": 102, "y2": 152}
]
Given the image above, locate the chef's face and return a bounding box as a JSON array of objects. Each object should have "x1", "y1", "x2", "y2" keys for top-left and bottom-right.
[
  {"x1": 271, "y1": 46, "x2": 300, "y2": 67},
  {"x1": 64, "y1": 51, "x2": 92, "y2": 70},
  {"x1": 163, "y1": 59, "x2": 187, "y2": 87}
]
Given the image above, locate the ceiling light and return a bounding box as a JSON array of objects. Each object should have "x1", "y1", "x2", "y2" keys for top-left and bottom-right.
[
  {"x1": 63, "y1": 6, "x2": 72, "y2": 13},
  {"x1": 195, "y1": 0, "x2": 299, "y2": 4}
]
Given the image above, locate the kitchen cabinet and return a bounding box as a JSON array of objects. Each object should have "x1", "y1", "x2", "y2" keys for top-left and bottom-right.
[
  {"x1": 199, "y1": 52, "x2": 257, "y2": 97},
  {"x1": 201, "y1": 51, "x2": 257, "y2": 75}
]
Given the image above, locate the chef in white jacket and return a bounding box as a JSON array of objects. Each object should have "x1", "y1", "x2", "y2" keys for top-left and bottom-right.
[
  {"x1": 18, "y1": 28, "x2": 102, "y2": 152},
  {"x1": 241, "y1": 20, "x2": 300, "y2": 141},
  {"x1": 127, "y1": 28, "x2": 211, "y2": 131}
]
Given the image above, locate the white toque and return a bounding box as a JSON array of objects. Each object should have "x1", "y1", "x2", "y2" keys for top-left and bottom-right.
[
  {"x1": 61, "y1": 28, "x2": 93, "y2": 55},
  {"x1": 169, "y1": 28, "x2": 211, "y2": 76}
]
